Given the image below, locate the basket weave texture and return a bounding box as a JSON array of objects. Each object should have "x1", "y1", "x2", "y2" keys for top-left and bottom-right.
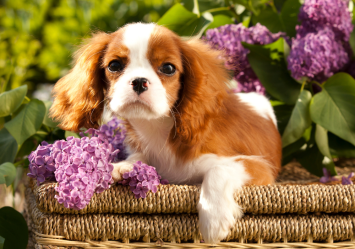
[{"x1": 25, "y1": 163, "x2": 355, "y2": 248}]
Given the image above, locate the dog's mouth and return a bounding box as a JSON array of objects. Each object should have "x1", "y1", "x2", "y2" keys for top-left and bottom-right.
[
  {"x1": 113, "y1": 100, "x2": 159, "y2": 119},
  {"x1": 123, "y1": 100, "x2": 151, "y2": 110}
]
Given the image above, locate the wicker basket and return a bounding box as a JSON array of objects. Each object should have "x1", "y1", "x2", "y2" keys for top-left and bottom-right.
[{"x1": 25, "y1": 163, "x2": 355, "y2": 248}]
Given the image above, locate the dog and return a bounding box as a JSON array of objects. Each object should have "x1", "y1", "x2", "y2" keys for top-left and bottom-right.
[{"x1": 50, "y1": 22, "x2": 282, "y2": 243}]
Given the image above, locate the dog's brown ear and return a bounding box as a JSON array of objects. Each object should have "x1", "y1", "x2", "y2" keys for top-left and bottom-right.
[
  {"x1": 50, "y1": 32, "x2": 111, "y2": 132},
  {"x1": 173, "y1": 39, "x2": 230, "y2": 144}
]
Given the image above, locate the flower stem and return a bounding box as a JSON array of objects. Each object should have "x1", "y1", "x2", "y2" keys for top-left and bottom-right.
[
  {"x1": 193, "y1": 0, "x2": 200, "y2": 17},
  {"x1": 269, "y1": 1, "x2": 278, "y2": 13},
  {"x1": 311, "y1": 81, "x2": 323, "y2": 89},
  {"x1": 300, "y1": 80, "x2": 307, "y2": 92},
  {"x1": 14, "y1": 158, "x2": 27, "y2": 167},
  {"x1": 204, "y1": 6, "x2": 231, "y2": 13}
]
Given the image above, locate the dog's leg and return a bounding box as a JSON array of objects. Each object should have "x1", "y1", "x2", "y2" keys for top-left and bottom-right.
[
  {"x1": 197, "y1": 162, "x2": 247, "y2": 243},
  {"x1": 197, "y1": 155, "x2": 274, "y2": 243},
  {"x1": 111, "y1": 152, "x2": 147, "y2": 181}
]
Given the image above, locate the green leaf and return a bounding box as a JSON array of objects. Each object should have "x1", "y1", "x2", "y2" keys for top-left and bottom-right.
[
  {"x1": 65, "y1": 130, "x2": 80, "y2": 138},
  {"x1": 232, "y1": 0, "x2": 248, "y2": 7},
  {"x1": 0, "y1": 236, "x2": 4, "y2": 249},
  {"x1": 206, "y1": 15, "x2": 233, "y2": 30},
  {"x1": 198, "y1": 0, "x2": 225, "y2": 13},
  {"x1": 180, "y1": 0, "x2": 208, "y2": 15},
  {"x1": 251, "y1": 5, "x2": 284, "y2": 33},
  {"x1": 274, "y1": 0, "x2": 287, "y2": 11},
  {"x1": 0, "y1": 118, "x2": 4, "y2": 130},
  {"x1": 329, "y1": 132, "x2": 355, "y2": 158},
  {"x1": 315, "y1": 124, "x2": 336, "y2": 175},
  {"x1": 0, "y1": 207, "x2": 28, "y2": 249},
  {"x1": 158, "y1": 4, "x2": 196, "y2": 31},
  {"x1": 296, "y1": 124, "x2": 336, "y2": 176},
  {"x1": 181, "y1": 0, "x2": 226, "y2": 13},
  {"x1": 0, "y1": 85, "x2": 27, "y2": 118},
  {"x1": 282, "y1": 137, "x2": 307, "y2": 165},
  {"x1": 184, "y1": 12, "x2": 213, "y2": 37},
  {"x1": 180, "y1": 0, "x2": 195, "y2": 12},
  {"x1": 4, "y1": 99, "x2": 46, "y2": 145},
  {"x1": 279, "y1": 0, "x2": 301, "y2": 37},
  {"x1": 350, "y1": 29, "x2": 355, "y2": 57},
  {"x1": 310, "y1": 73, "x2": 355, "y2": 146},
  {"x1": 43, "y1": 101, "x2": 59, "y2": 128},
  {"x1": 0, "y1": 163, "x2": 16, "y2": 186},
  {"x1": 296, "y1": 143, "x2": 330, "y2": 176},
  {"x1": 315, "y1": 125, "x2": 332, "y2": 159},
  {"x1": 273, "y1": 104, "x2": 294, "y2": 134},
  {"x1": 282, "y1": 90, "x2": 312, "y2": 147},
  {"x1": 243, "y1": 38, "x2": 301, "y2": 104},
  {"x1": 247, "y1": 0, "x2": 270, "y2": 14},
  {"x1": 0, "y1": 129, "x2": 18, "y2": 165},
  {"x1": 158, "y1": 3, "x2": 213, "y2": 37},
  {"x1": 242, "y1": 16, "x2": 251, "y2": 27},
  {"x1": 251, "y1": 0, "x2": 300, "y2": 37},
  {"x1": 16, "y1": 138, "x2": 36, "y2": 159}
]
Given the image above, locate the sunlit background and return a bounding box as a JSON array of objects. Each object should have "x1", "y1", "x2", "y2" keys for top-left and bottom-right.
[
  {"x1": 0, "y1": 0, "x2": 176, "y2": 100},
  {"x1": 0, "y1": 0, "x2": 178, "y2": 209}
]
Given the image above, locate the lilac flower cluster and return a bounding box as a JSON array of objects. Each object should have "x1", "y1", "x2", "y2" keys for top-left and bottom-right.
[
  {"x1": 204, "y1": 23, "x2": 286, "y2": 95},
  {"x1": 288, "y1": 27, "x2": 350, "y2": 82},
  {"x1": 121, "y1": 161, "x2": 169, "y2": 199},
  {"x1": 27, "y1": 143, "x2": 56, "y2": 183},
  {"x1": 319, "y1": 168, "x2": 337, "y2": 183},
  {"x1": 298, "y1": 0, "x2": 353, "y2": 41},
  {"x1": 320, "y1": 168, "x2": 354, "y2": 185},
  {"x1": 85, "y1": 118, "x2": 127, "y2": 162},
  {"x1": 342, "y1": 172, "x2": 354, "y2": 185},
  {"x1": 27, "y1": 118, "x2": 126, "y2": 210},
  {"x1": 287, "y1": 0, "x2": 353, "y2": 82}
]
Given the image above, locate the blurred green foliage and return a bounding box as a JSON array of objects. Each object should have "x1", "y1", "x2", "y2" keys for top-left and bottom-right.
[{"x1": 0, "y1": 0, "x2": 175, "y2": 93}]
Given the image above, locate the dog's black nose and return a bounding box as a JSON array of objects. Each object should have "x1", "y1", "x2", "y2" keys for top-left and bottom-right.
[{"x1": 131, "y1": 78, "x2": 148, "y2": 95}]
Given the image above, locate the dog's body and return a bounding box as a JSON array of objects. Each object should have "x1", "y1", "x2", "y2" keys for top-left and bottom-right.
[{"x1": 51, "y1": 23, "x2": 282, "y2": 243}]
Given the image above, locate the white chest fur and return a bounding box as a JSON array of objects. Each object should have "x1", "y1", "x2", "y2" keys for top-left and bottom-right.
[{"x1": 127, "y1": 117, "x2": 203, "y2": 184}]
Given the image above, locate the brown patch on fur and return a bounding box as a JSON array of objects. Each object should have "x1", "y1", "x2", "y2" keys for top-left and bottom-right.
[
  {"x1": 168, "y1": 38, "x2": 282, "y2": 179},
  {"x1": 50, "y1": 29, "x2": 128, "y2": 132},
  {"x1": 103, "y1": 28, "x2": 130, "y2": 88},
  {"x1": 235, "y1": 157, "x2": 276, "y2": 185},
  {"x1": 147, "y1": 26, "x2": 183, "y2": 108}
]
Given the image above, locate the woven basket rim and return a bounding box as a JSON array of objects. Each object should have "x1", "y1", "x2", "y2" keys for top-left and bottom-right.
[
  {"x1": 30, "y1": 230, "x2": 355, "y2": 249},
  {"x1": 25, "y1": 189, "x2": 355, "y2": 244},
  {"x1": 29, "y1": 175, "x2": 355, "y2": 215}
]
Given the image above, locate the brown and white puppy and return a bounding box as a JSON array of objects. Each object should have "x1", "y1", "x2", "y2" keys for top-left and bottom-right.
[{"x1": 50, "y1": 22, "x2": 282, "y2": 243}]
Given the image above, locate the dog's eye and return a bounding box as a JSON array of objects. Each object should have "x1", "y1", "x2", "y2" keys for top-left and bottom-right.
[
  {"x1": 108, "y1": 60, "x2": 124, "y2": 72},
  {"x1": 159, "y1": 63, "x2": 176, "y2": 76}
]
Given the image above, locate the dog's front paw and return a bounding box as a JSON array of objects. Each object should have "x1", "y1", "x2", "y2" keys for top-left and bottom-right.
[
  {"x1": 198, "y1": 200, "x2": 242, "y2": 244},
  {"x1": 111, "y1": 161, "x2": 134, "y2": 182}
]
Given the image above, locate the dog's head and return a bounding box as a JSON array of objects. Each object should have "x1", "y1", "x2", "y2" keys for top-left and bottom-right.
[{"x1": 51, "y1": 23, "x2": 229, "y2": 141}]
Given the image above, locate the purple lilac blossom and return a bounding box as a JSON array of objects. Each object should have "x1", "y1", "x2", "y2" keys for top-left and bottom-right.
[
  {"x1": 319, "y1": 168, "x2": 337, "y2": 183},
  {"x1": 204, "y1": 23, "x2": 286, "y2": 95},
  {"x1": 85, "y1": 118, "x2": 127, "y2": 162},
  {"x1": 27, "y1": 117, "x2": 126, "y2": 210},
  {"x1": 287, "y1": 27, "x2": 350, "y2": 82},
  {"x1": 121, "y1": 161, "x2": 169, "y2": 199},
  {"x1": 298, "y1": 0, "x2": 353, "y2": 41},
  {"x1": 342, "y1": 172, "x2": 354, "y2": 185},
  {"x1": 287, "y1": 0, "x2": 353, "y2": 81}
]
